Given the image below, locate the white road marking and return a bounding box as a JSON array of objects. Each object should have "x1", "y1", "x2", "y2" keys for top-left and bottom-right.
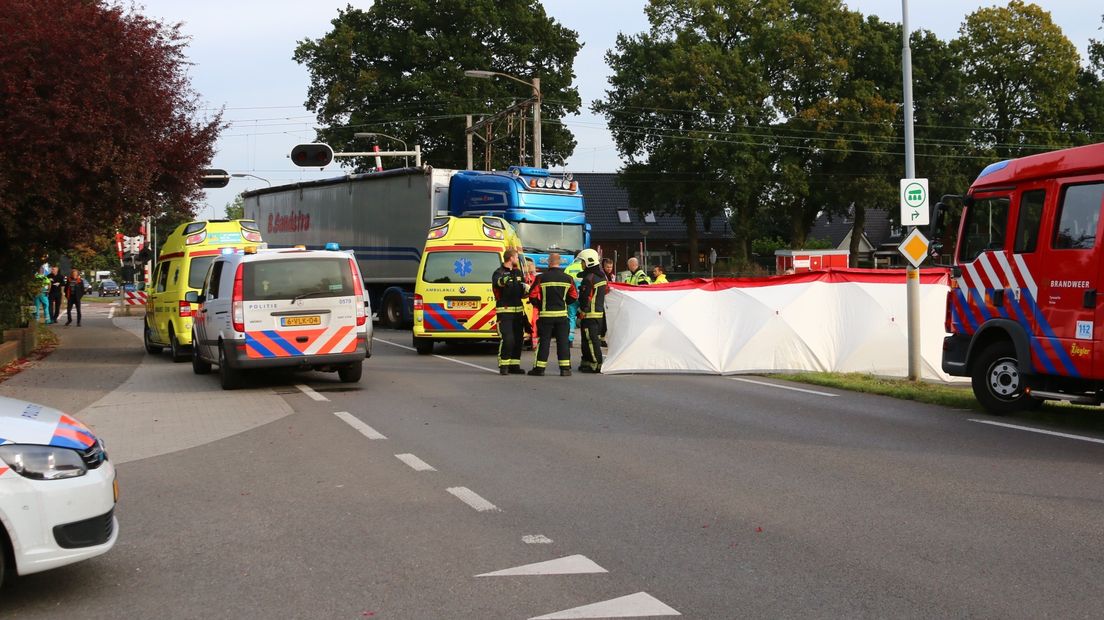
[
  {"x1": 108, "y1": 306, "x2": 115, "y2": 319},
  {"x1": 395, "y1": 453, "x2": 436, "y2": 471},
  {"x1": 970, "y1": 419, "x2": 1104, "y2": 445},
  {"x1": 373, "y1": 336, "x2": 497, "y2": 374},
  {"x1": 730, "y1": 377, "x2": 838, "y2": 397},
  {"x1": 530, "y1": 592, "x2": 681, "y2": 619},
  {"x1": 477, "y1": 554, "x2": 606, "y2": 577},
  {"x1": 522, "y1": 534, "x2": 553, "y2": 544},
  {"x1": 295, "y1": 384, "x2": 328, "y2": 401},
  {"x1": 447, "y1": 486, "x2": 501, "y2": 512},
  {"x1": 333, "y1": 411, "x2": 387, "y2": 440}
]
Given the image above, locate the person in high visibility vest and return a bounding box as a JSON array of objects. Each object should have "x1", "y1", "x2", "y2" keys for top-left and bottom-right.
[
  {"x1": 651, "y1": 265, "x2": 668, "y2": 283},
  {"x1": 575, "y1": 249, "x2": 607, "y2": 373},
  {"x1": 492, "y1": 248, "x2": 528, "y2": 375},
  {"x1": 625, "y1": 257, "x2": 651, "y2": 286},
  {"x1": 527, "y1": 253, "x2": 578, "y2": 376}
]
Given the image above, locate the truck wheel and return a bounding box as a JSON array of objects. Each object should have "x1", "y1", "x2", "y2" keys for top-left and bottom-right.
[
  {"x1": 971, "y1": 341, "x2": 1030, "y2": 415},
  {"x1": 144, "y1": 321, "x2": 163, "y2": 355},
  {"x1": 191, "y1": 331, "x2": 211, "y2": 375},
  {"x1": 169, "y1": 328, "x2": 188, "y2": 363},
  {"x1": 414, "y1": 336, "x2": 433, "y2": 355},
  {"x1": 219, "y1": 344, "x2": 242, "y2": 390},
  {"x1": 382, "y1": 292, "x2": 402, "y2": 328},
  {"x1": 338, "y1": 361, "x2": 363, "y2": 383}
]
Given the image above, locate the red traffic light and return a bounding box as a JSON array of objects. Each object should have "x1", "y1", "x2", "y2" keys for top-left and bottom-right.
[
  {"x1": 200, "y1": 168, "x2": 230, "y2": 189},
  {"x1": 290, "y1": 143, "x2": 334, "y2": 167}
]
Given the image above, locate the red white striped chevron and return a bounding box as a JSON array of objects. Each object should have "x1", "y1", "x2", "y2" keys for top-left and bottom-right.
[{"x1": 125, "y1": 291, "x2": 148, "y2": 305}]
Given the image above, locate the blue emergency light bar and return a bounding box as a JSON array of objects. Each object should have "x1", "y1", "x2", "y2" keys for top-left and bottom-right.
[{"x1": 325, "y1": 242, "x2": 341, "y2": 251}]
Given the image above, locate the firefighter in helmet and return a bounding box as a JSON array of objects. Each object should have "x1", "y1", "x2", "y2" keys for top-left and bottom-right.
[{"x1": 575, "y1": 249, "x2": 607, "y2": 373}]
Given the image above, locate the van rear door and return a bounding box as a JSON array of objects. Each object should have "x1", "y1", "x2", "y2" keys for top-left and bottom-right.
[
  {"x1": 419, "y1": 249, "x2": 501, "y2": 333},
  {"x1": 240, "y1": 256, "x2": 359, "y2": 359}
]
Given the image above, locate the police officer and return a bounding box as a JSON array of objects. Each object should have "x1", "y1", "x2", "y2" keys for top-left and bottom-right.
[
  {"x1": 528, "y1": 253, "x2": 578, "y2": 376},
  {"x1": 626, "y1": 257, "x2": 651, "y2": 286},
  {"x1": 575, "y1": 249, "x2": 607, "y2": 373},
  {"x1": 492, "y1": 248, "x2": 528, "y2": 375}
]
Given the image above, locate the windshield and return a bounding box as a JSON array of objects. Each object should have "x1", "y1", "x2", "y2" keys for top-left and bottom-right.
[
  {"x1": 421, "y1": 251, "x2": 501, "y2": 284},
  {"x1": 514, "y1": 222, "x2": 585, "y2": 254},
  {"x1": 189, "y1": 255, "x2": 216, "y2": 290},
  {"x1": 243, "y1": 258, "x2": 353, "y2": 301}
]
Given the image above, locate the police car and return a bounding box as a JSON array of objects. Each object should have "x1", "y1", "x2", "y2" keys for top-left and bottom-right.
[
  {"x1": 187, "y1": 244, "x2": 372, "y2": 389},
  {"x1": 0, "y1": 396, "x2": 118, "y2": 582}
]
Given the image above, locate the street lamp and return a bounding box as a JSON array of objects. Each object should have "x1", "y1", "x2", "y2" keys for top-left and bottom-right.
[
  {"x1": 355, "y1": 132, "x2": 409, "y2": 167},
  {"x1": 463, "y1": 69, "x2": 542, "y2": 168},
  {"x1": 231, "y1": 173, "x2": 271, "y2": 187}
]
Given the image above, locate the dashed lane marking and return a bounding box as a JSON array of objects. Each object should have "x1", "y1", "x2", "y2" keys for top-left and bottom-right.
[
  {"x1": 395, "y1": 453, "x2": 436, "y2": 471},
  {"x1": 522, "y1": 535, "x2": 553, "y2": 544},
  {"x1": 477, "y1": 554, "x2": 607, "y2": 577},
  {"x1": 446, "y1": 486, "x2": 501, "y2": 512},
  {"x1": 373, "y1": 336, "x2": 498, "y2": 374},
  {"x1": 530, "y1": 591, "x2": 681, "y2": 619},
  {"x1": 295, "y1": 383, "x2": 328, "y2": 401},
  {"x1": 333, "y1": 411, "x2": 387, "y2": 439},
  {"x1": 730, "y1": 377, "x2": 838, "y2": 397},
  {"x1": 970, "y1": 419, "x2": 1104, "y2": 445}
]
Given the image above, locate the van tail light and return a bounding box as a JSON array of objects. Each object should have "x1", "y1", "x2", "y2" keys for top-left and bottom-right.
[
  {"x1": 232, "y1": 264, "x2": 245, "y2": 333},
  {"x1": 178, "y1": 300, "x2": 193, "y2": 318},
  {"x1": 242, "y1": 229, "x2": 263, "y2": 243},
  {"x1": 348, "y1": 258, "x2": 365, "y2": 326},
  {"x1": 185, "y1": 231, "x2": 207, "y2": 245},
  {"x1": 414, "y1": 294, "x2": 423, "y2": 310}
]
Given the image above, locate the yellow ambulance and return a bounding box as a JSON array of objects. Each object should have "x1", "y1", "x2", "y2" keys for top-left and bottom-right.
[
  {"x1": 145, "y1": 219, "x2": 264, "y2": 361},
  {"x1": 412, "y1": 216, "x2": 525, "y2": 355}
]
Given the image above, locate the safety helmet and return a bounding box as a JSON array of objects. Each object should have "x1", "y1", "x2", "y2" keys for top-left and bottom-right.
[{"x1": 576, "y1": 248, "x2": 600, "y2": 268}]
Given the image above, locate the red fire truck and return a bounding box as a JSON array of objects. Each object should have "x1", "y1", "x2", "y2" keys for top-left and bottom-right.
[{"x1": 934, "y1": 142, "x2": 1104, "y2": 414}]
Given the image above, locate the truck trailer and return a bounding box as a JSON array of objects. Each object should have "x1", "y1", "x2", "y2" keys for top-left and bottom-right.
[{"x1": 242, "y1": 166, "x2": 588, "y2": 328}]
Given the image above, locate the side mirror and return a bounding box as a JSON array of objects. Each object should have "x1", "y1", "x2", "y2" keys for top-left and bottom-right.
[{"x1": 184, "y1": 291, "x2": 201, "y2": 304}]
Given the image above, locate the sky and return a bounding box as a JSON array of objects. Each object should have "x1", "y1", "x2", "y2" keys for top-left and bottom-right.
[{"x1": 133, "y1": 1, "x2": 1102, "y2": 219}]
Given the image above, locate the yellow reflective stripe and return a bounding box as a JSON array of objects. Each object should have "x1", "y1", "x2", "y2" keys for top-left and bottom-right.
[
  {"x1": 496, "y1": 306, "x2": 523, "y2": 313},
  {"x1": 539, "y1": 311, "x2": 568, "y2": 317},
  {"x1": 541, "y1": 282, "x2": 571, "y2": 288}
]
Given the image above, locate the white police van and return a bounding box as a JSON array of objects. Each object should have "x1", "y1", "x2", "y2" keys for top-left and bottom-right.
[{"x1": 187, "y1": 244, "x2": 372, "y2": 389}]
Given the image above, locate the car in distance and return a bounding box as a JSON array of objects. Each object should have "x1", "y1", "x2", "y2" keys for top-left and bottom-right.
[
  {"x1": 0, "y1": 396, "x2": 118, "y2": 582},
  {"x1": 188, "y1": 244, "x2": 372, "y2": 389},
  {"x1": 98, "y1": 280, "x2": 120, "y2": 296}
]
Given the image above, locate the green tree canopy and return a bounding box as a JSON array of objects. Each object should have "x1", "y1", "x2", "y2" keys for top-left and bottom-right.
[{"x1": 294, "y1": 0, "x2": 582, "y2": 171}]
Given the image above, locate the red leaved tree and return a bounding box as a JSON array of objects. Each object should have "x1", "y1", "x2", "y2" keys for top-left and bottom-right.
[{"x1": 0, "y1": 0, "x2": 220, "y2": 326}]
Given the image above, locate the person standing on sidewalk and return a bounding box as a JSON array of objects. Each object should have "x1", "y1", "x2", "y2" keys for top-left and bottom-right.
[
  {"x1": 47, "y1": 266, "x2": 65, "y2": 323},
  {"x1": 527, "y1": 253, "x2": 578, "y2": 377},
  {"x1": 575, "y1": 249, "x2": 607, "y2": 373},
  {"x1": 33, "y1": 272, "x2": 51, "y2": 323},
  {"x1": 492, "y1": 249, "x2": 528, "y2": 375},
  {"x1": 625, "y1": 257, "x2": 651, "y2": 286},
  {"x1": 64, "y1": 269, "x2": 86, "y2": 326}
]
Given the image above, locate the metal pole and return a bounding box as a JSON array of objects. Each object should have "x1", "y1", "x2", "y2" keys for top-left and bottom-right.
[
  {"x1": 414, "y1": 145, "x2": 421, "y2": 168},
  {"x1": 466, "y1": 114, "x2": 473, "y2": 170},
  {"x1": 903, "y1": 0, "x2": 921, "y2": 381},
  {"x1": 532, "y1": 77, "x2": 541, "y2": 169}
]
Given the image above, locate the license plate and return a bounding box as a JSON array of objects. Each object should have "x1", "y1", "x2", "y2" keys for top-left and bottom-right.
[
  {"x1": 447, "y1": 300, "x2": 479, "y2": 310},
  {"x1": 281, "y1": 316, "x2": 321, "y2": 326}
]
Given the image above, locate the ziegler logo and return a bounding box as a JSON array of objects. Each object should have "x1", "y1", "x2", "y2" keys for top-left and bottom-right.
[
  {"x1": 1070, "y1": 343, "x2": 1091, "y2": 358},
  {"x1": 268, "y1": 211, "x2": 311, "y2": 233}
]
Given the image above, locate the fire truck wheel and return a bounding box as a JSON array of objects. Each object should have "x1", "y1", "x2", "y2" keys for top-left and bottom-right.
[{"x1": 972, "y1": 341, "x2": 1029, "y2": 415}]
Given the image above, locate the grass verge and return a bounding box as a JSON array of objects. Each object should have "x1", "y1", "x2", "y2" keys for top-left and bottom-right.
[{"x1": 774, "y1": 371, "x2": 1104, "y2": 434}]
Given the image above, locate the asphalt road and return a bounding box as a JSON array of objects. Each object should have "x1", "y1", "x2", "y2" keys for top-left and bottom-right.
[{"x1": 2, "y1": 315, "x2": 1103, "y2": 619}]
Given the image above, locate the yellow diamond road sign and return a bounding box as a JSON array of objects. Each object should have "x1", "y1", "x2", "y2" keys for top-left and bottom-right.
[{"x1": 898, "y1": 229, "x2": 929, "y2": 268}]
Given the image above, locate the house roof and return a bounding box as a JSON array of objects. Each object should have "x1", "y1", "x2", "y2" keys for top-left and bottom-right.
[
  {"x1": 572, "y1": 173, "x2": 733, "y2": 240},
  {"x1": 809, "y1": 208, "x2": 902, "y2": 249}
]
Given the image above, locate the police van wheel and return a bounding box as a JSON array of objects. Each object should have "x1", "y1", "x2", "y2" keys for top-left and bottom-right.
[
  {"x1": 414, "y1": 336, "x2": 433, "y2": 355},
  {"x1": 144, "y1": 322, "x2": 163, "y2": 355},
  {"x1": 191, "y1": 331, "x2": 212, "y2": 375},
  {"x1": 169, "y1": 328, "x2": 188, "y2": 363},
  {"x1": 972, "y1": 341, "x2": 1029, "y2": 415},
  {"x1": 338, "y1": 361, "x2": 363, "y2": 383},
  {"x1": 219, "y1": 345, "x2": 242, "y2": 390}
]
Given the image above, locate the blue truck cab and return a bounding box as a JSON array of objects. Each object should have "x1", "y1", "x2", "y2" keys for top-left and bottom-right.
[{"x1": 447, "y1": 166, "x2": 589, "y2": 268}]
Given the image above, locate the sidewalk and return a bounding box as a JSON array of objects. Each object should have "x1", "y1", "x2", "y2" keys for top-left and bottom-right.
[{"x1": 0, "y1": 303, "x2": 294, "y2": 464}]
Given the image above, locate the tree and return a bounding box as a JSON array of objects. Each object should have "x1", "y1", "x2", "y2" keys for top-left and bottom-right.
[
  {"x1": 1068, "y1": 15, "x2": 1104, "y2": 146},
  {"x1": 225, "y1": 195, "x2": 245, "y2": 220},
  {"x1": 0, "y1": 0, "x2": 219, "y2": 327},
  {"x1": 952, "y1": 0, "x2": 1080, "y2": 157},
  {"x1": 294, "y1": 0, "x2": 582, "y2": 171}
]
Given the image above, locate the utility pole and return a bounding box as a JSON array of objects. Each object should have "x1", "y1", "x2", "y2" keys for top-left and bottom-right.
[
  {"x1": 532, "y1": 77, "x2": 541, "y2": 169},
  {"x1": 466, "y1": 115, "x2": 473, "y2": 170},
  {"x1": 903, "y1": 0, "x2": 921, "y2": 381}
]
